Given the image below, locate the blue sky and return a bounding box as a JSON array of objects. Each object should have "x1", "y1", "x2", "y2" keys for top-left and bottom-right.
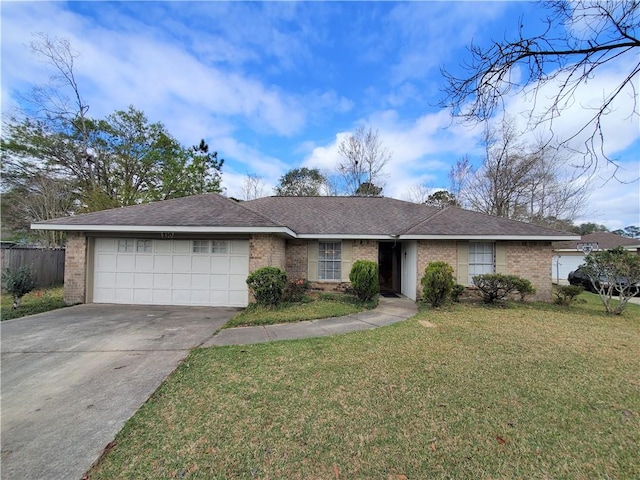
[{"x1": 2, "y1": 1, "x2": 638, "y2": 230}]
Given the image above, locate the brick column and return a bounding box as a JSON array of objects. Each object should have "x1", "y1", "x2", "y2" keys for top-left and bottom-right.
[
  {"x1": 285, "y1": 239, "x2": 308, "y2": 280},
  {"x1": 64, "y1": 232, "x2": 87, "y2": 304},
  {"x1": 506, "y1": 241, "x2": 553, "y2": 301}
]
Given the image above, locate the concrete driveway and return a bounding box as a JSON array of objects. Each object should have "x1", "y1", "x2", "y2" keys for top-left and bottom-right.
[{"x1": 0, "y1": 304, "x2": 238, "y2": 480}]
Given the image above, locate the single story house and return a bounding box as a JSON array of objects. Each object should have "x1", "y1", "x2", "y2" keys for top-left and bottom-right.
[
  {"x1": 32, "y1": 194, "x2": 579, "y2": 307},
  {"x1": 552, "y1": 232, "x2": 640, "y2": 284}
]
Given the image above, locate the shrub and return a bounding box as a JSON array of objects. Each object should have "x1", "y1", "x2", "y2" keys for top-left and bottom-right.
[
  {"x1": 511, "y1": 277, "x2": 536, "y2": 301},
  {"x1": 420, "y1": 261, "x2": 455, "y2": 307},
  {"x1": 451, "y1": 284, "x2": 466, "y2": 303},
  {"x1": 581, "y1": 246, "x2": 640, "y2": 315},
  {"x1": 283, "y1": 278, "x2": 310, "y2": 303},
  {"x1": 472, "y1": 273, "x2": 536, "y2": 304},
  {"x1": 349, "y1": 260, "x2": 379, "y2": 302},
  {"x1": 554, "y1": 285, "x2": 584, "y2": 305},
  {"x1": 246, "y1": 267, "x2": 288, "y2": 307},
  {"x1": 2, "y1": 266, "x2": 37, "y2": 308}
]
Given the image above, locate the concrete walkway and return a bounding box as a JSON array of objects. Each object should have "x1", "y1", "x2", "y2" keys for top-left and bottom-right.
[{"x1": 204, "y1": 295, "x2": 418, "y2": 347}]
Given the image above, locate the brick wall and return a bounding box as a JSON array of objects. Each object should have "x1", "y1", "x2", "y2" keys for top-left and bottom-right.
[
  {"x1": 353, "y1": 239, "x2": 378, "y2": 262},
  {"x1": 285, "y1": 239, "x2": 308, "y2": 280},
  {"x1": 415, "y1": 240, "x2": 553, "y2": 301},
  {"x1": 506, "y1": 241, "x2": 553, "y2": 301},
  {"x1": 249, "y1": 234, "x2": 286, "y2": 272},
  {"x1": 64, "y1": 232, "x2": 87, "y2": 304},
  {"x1": 416, "y1": 240, "x2": 458, "y2": 298},
  {"x1": 283, "y1": 239, "x2": 379, "y2": 281}
]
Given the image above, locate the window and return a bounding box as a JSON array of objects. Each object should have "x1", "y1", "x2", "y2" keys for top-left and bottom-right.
[
  {"x1": 136, "y1": 239, "x2": 152, "y2": 253},
  {"x1": 318, "y1": 241, "x2": 341, "y2": 280},
  {"x1": 211, "y1": 240, "x2": 228, "y2": 254},
  {"x1": 117, "y1": 239, "x2": 134, "y2": 252},
  {"x1": 469, "y1": 242, "x2": 494, "y2": 284},
  {"x1": 192, "y1": 240, "x2": 209, "y2": 253}
]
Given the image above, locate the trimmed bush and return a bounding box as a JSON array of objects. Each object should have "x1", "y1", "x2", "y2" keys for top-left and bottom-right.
[
  {"x1": 472, "y1": 273, "x2": 536, "y2": 303},
  {"x1": 554, "y1": 285, "x2": 584, "y2": 305},
  {"x1": 421, "y1": 261, "x2": 455, "y2": 307},
  {"x1": 246, "y1": 267, "x2": 288, "y2": 307},
  {"x1": 451, "y1": 283, "x2": 466, "y2": 303},
  {"x1": 349, "y1": 260, "x2": 379, "y2": 302},
  {"x1": 511, "y1": 277, "x2": 536, "y2": 301},
  {"x1": 2, "y1": 266, "x2": 37, "y2": 308}
]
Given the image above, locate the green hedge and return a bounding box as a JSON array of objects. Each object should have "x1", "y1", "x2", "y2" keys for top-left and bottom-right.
[
  {"x1": 349, "y1": 260, "x2": 379, "y2": 302},
  {"x1": 246, "y1": 267, "x2": 288, "y2": 306}
]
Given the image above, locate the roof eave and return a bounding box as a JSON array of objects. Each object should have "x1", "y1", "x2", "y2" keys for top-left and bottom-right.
[
  {"x1": 296, "y1": 233, "x2": 402, "y2": 240},
  {"x1": 399, "y1": 234, "x2": 581, "y2": 241},
  {"x1": 31, "y1": 224, "x2": 297, "y2": 237}
]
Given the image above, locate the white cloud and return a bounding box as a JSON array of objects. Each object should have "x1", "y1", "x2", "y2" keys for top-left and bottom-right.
[
  {"x1": 573, "y1": 160, "x2": 640, "y2": 230},
  {"x1": 503, "y1": 58, "x2": 639, "y2": 161},
  {"x1": 1, "y1": 2, "x2": 308, "y2": 137},
  {"x1": 2, "y1": 1, "x2": 636, "y2": 228}
]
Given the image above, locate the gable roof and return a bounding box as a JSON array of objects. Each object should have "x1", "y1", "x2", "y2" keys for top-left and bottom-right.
[
  {"x1": 242, "y1": 196, "x2": 442, "y2": 236},
  {"x1": 32, "y1": 193, "x2": 293, "y2": 235},
  {"x1": 32, "y1": 193, "x2": 578, "y2": 240},
  {"x1": 554, "y1": 232, "x2": 640, "y2": 251}
]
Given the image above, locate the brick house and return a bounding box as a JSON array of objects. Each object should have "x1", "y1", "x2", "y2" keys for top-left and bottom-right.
[{"x1": 32, "y1": 193, "x2": 578, "y2": 306}]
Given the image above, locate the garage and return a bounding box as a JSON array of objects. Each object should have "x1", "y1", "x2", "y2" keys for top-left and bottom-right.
[
  {"x1": 552, "y1": 254, "x2": 586, "y2": 284},
  {"x1": 92, "y1": 238, "x2": 249, "y2": 306}
]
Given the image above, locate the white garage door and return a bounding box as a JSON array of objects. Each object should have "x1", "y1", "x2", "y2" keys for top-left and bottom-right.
[
  {"x1": 552, "y1": 254, "x2": 586, "y2": 284},
  {"x1": 93, "y1": 238, "x2": 249, "y2": 306}
]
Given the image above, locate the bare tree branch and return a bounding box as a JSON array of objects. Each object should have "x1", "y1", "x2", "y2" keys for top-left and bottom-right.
[
  {"x1": 454, "y1": 116, "x2": 589, "y2": 227},
  {"x1": 441, "y1": 0, "x2": 639, "y2": 177},
  {"x1": 337, "y1": 126, "x2": 391, "y2": 195}
]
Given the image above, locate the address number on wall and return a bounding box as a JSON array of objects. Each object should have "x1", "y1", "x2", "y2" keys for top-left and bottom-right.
[{"x1": 160, "y1": 232, "x2": 175, "y2": 239}]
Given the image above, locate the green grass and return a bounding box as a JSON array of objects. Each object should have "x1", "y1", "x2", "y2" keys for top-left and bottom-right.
[
  {"x1": 224, "y1": 292, "x2": 376, "y2": 328},
  {"x1": 0, "y1": 285, "x2": 67, "y2": 321},
  {"x1": 88, "y1": 292, "x2": 639, "y2": 479}
]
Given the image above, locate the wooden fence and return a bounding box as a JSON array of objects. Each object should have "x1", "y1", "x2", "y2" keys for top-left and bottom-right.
[{"x1": 1, "y1": 247, "x2": 65, "y2": 288}]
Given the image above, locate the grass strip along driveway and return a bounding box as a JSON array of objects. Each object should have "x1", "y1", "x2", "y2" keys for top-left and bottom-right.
[
  {"x1": 1, "y1": 285, "x2": 66, "y2": 321},
  {"x1": 88, "y1": 295, "x2": 639, "y2": 479}
]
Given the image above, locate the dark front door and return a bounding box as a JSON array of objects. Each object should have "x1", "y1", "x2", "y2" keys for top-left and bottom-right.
[{"x1": 378, "y1": 241, "x2": 402, "y2": 292}]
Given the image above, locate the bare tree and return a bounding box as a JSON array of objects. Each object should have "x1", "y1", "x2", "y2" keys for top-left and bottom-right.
[
  {"x1": 441, "y1": 0, "x2": 640, "y2": 176},
  {"x1": 337, "y1": 126, "x2": 391, "y2": 195},
  {"x1": 239, "y1": 173, "x2": 268, "y2": 200},
  {"x1": 404, "y1": 183, "x2": 433, "y2": 204},
  {"x1": 454, "y1": 117, "x2": 587, "y2": 226},
  {"x1": 448, "y1": 156, "x2": 473, "y2": 204},
  {"x1": 1, "y1": 159, "x2": 76, "y2": 246},
  {"x1": 26, "y1": 33, "x2": 95, "y2": 185},
  {"x1": 462, "y1": 118, "x2": 538, "y2": 218},
  {"x1": 318, "y1": 169, "x2": 341, "y2": 196}
]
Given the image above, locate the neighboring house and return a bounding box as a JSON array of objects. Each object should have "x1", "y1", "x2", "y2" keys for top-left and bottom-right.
[
  {"x1": 32, "y1": 193, "x2": 578, "y2": 307},
  {"x1": 552, "y1": 232, "x2": 640, "y2": 284}
]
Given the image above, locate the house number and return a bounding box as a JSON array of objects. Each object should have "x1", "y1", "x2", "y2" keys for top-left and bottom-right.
[{"x1": 160, "y1": 232, "x2": 175, "y2": 239}]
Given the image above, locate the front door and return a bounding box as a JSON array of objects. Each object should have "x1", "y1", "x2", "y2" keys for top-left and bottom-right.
[{"x1": 378, "y1": 241, "x2": 402, "y2": 292}]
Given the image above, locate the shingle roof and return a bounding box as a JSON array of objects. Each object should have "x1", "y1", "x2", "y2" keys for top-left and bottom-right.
[
  {"x1": 34, "y1": 193, "x2": 280, "y2": 228},
  {"x1": 242, "y1": 196, "x2": 442, "y2": 235},
  {"x1": 404, "y1": 206, "x2": 572, "y2": 237},
  {"x1": 554, "y1": 232, "x2": 640, "y2": 250},
  {"x1": 33, "y1": 193, "x2": 578, "y2": 239}
]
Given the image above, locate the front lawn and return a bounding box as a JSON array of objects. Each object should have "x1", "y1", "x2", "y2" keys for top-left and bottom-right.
[
  {"x1": 224, "y1": 292, "x2": 376, "y2": 328},
  {"x1": 1, "y1": 285, "x2": 67, "y2": 321},
  {"x1": 88, "y1": 294, "x2": 639, "y2": 479}
]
